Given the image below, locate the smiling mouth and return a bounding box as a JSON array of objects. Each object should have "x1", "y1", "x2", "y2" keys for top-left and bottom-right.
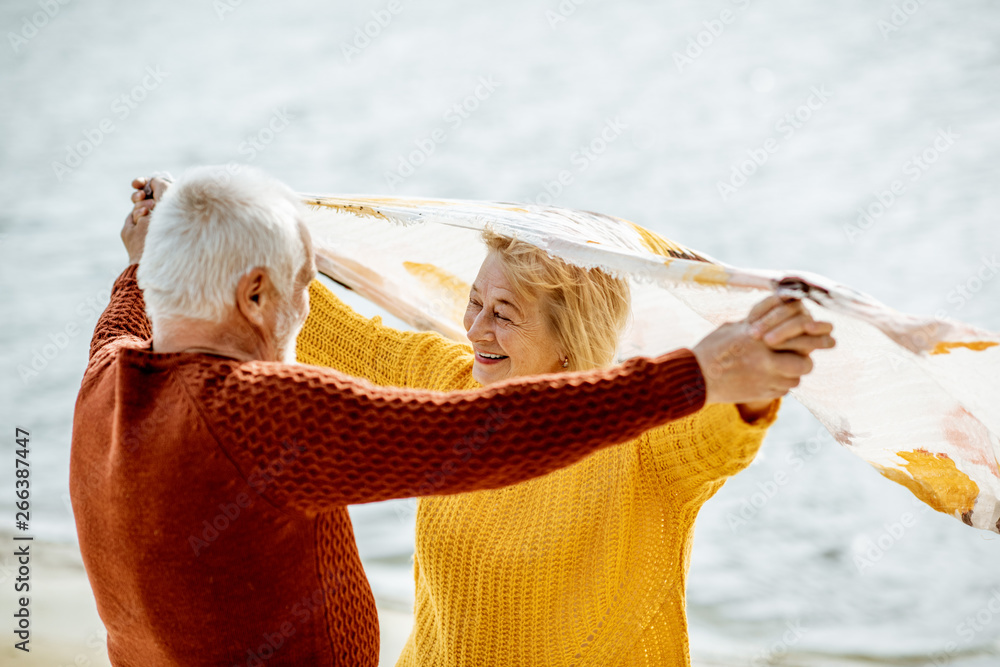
[{"x1": 476, "y1": 352, "x2": 509, "y2": 361}]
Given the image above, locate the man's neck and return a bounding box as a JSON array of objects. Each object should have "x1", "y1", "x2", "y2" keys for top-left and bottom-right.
[{"x1": 151, "y1": 317, "x2": 263, "y2": 362}]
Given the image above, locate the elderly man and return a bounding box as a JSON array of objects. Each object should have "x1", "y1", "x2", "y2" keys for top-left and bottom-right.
[{"x1": 70, "y1": 166, "x2": 832, "y2": 666}]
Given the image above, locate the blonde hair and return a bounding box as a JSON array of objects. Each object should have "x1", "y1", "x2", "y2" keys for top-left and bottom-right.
[{"x1": 482, "y1": 230, "x2": 630, "y2": 372}]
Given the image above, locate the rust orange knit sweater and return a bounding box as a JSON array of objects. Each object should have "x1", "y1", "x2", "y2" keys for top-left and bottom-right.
[{"x1": 70, "y1": 264, "x2": 709, "y2": 666}]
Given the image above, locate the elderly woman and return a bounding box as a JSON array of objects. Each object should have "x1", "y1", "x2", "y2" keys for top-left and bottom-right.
[{"x1": 296, "y1": 230, "x2": 834, "y2": 666}]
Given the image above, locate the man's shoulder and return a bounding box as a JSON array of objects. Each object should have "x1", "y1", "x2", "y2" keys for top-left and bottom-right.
[
  {"x1": 85, "y1": 346, "x2": 387, "y2": 412},
  {"x1": 81, "y1": 336, "x2": 152, "y2": 389}
]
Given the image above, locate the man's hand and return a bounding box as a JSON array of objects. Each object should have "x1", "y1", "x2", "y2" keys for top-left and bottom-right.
[
  {"x1": 121, "y1": 175, "x2": 172, "y2": 265},
  {"x1": 692, "y1": 294, "x2": 835, "y2": 408}
]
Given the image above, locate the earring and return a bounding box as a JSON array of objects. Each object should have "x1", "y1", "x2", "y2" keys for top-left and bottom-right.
[{"x1": 562, "y1": 357, "x2": 569, "y2": 368}]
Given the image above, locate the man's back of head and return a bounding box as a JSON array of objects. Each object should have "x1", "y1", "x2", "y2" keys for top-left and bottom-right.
[
  {"x1": 136, "y1": 166, "x2": 314, "y2": 363},
  {"x1": 137, "y1": 165, "x2": 308, "y2": 327}
]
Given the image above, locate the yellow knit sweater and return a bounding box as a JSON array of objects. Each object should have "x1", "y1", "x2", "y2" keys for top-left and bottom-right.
[{"x1": 296, "y1": 280, "x2": 780, "y2": 667}]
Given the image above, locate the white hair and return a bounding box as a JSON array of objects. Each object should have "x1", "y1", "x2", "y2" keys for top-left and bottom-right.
[{"x1": 136, "y1": 165, "x2": 308, "y2": 325}]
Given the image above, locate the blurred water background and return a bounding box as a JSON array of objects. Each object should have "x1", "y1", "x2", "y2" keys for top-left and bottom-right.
[{"x1": 1, "y1": 0, "x2": 999, "y2": 664}]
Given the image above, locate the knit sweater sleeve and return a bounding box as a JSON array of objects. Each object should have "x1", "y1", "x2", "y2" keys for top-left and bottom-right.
[
  {"x1": 295, "y1": 279, "x2": 474, "y2": 390},
  {"x1": 191, "y1": 347, "x2": 708, "y2": 513},
  {"x1": 641, "y1": 400, "x2": 781, "y2": 505},
  {"x1": 88, "y1": 264, "x2": 152, "y2": 360}
]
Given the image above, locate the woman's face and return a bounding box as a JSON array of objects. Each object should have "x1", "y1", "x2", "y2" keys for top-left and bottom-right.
[{"x1": 464, "y1": 252, "x2": 565, "y2": 386}]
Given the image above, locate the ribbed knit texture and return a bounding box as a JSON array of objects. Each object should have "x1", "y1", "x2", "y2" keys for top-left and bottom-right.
[
  {"x1": 70, "y1": 265, "x2": 709, "y2": 667},
  {"x1": 296, "y1": 280, "x2": 780, "y2": 667}
]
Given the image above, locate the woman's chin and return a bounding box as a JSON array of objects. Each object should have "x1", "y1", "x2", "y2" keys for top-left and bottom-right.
[{"x1": 472, "y1": 360, "x2": 509, "y2": 386}]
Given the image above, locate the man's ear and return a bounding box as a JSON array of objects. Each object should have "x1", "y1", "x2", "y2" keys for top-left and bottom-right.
[{"x1": 235, "y1": 267, "x2": 271, "y2": 328}]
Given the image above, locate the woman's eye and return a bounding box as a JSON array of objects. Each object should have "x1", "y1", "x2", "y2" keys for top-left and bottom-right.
[
  {"x1": 494, "y1": 311, "x2": 510, "y2": 322},
  {"x1": 468, "y1": 299, "x2": 482, "y2": 309}
]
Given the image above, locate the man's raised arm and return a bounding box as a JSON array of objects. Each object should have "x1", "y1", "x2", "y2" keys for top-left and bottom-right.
[
  {"x1": 88, "y1": 264, "x2": 151, "y2": 360},
  {"x1": 88, "y1": 177, "x2": 166, "y2": 360},
  {"x1": 192, "y1": 348, "x2": 708, "y2": 512}
]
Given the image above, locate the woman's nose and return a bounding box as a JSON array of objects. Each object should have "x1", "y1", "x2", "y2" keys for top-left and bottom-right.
[{"x1": 467, "y1": 311, "x2": 494, "y2": 342}]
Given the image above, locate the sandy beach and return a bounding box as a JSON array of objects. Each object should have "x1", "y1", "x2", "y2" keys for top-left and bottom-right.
[
  {"x1": 11, "y1": 534, "x2": 994, "y2": 667},
  {"x1": 9, "y1": 535, "x2": 997, "y2": 667},
  {"x1": 12, "y1": 537, "x2": 997, "y2": 667},
  {"x1": 0, "y1": 534, "x2": 111, "y2": 667}
]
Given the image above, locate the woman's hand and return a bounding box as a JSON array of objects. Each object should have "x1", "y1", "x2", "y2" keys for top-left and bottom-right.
[
  {"x1": 737, "y1": 295, "x2": 835, "y2": 420},
  {"x1": 121, "y1": 175, "x2": 172, "y2": 265}
]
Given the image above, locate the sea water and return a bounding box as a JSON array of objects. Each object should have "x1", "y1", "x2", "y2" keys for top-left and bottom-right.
[{"x1": 1, "y1": 0, "x2": 998, "y2": 663}]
